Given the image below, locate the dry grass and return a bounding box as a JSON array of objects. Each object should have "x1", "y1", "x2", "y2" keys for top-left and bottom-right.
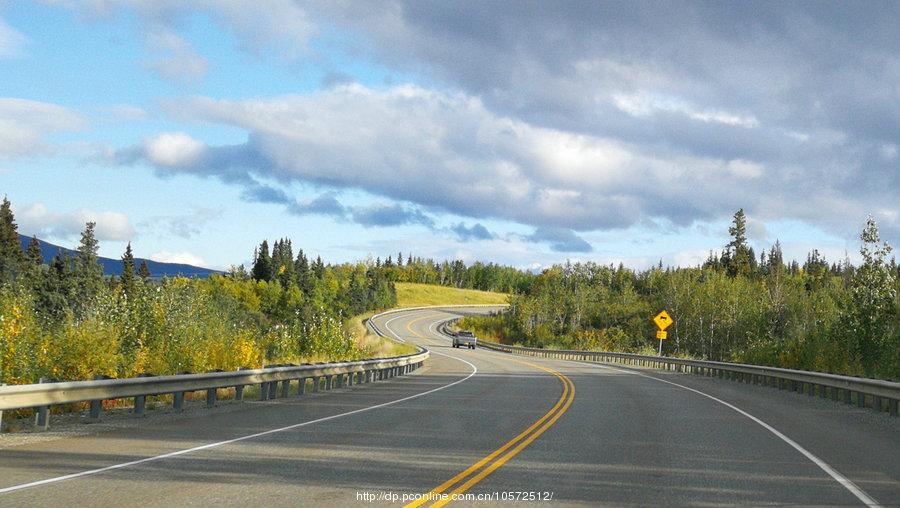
[
  {"x1": 395, "y1": 282, "x2": 509, "y2": 307},
  {"x1": 347, "y1": 284, "x2": 508, "y2": 357}
]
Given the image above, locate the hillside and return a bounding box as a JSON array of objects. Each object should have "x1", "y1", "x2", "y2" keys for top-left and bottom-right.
[
  {"x1": 394, "y1": 282, "x2": 509, "y2": 307},
  {"x1": 17, "y1": 234, "x2": 221, "y2": 278}
]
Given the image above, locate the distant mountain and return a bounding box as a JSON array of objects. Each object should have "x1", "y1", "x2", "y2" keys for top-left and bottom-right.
[{"x1": 17, "y1": 234, "x2": 221, "y2": 278}]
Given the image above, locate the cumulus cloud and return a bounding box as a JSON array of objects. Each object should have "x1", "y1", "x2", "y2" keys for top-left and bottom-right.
[
  {"x1": 149, "y1": 250, "x2": 206, "y2": 266},
  {"x1": 141, "y1": 132, "x2": 208, "y2": 167},
  {"x1": 0, "y1": 98, "x2": 85, "y2": 158},
  {"x1": 99, "y1": 3, "x2": 898, "y2": 244},
  {"x1": 15, "y1": 202, "x2": 135, "y2": 241}
]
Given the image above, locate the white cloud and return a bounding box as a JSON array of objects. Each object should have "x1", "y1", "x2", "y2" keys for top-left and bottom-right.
[
  {"x1": 15, "y1": 202, "x2": 135, "y2": 241},
  {"x1": 0, "y1": 18, "x2": 25, "y2": 58},
  {"x1": 0, "y1": 98, "x2": 85, "y2": 158},
  {"x1": 146, "y1": 29, "x2": 209, "y2": 84},
  {"x1": 149, "y1": 250, "x2": 206, "y2": 266},
  {"x1": 612, "y1": 92, "x2": 759, "y2": 128},
  {"x1": 142, "y1": 132, "x2": 207, "y2": 167}
]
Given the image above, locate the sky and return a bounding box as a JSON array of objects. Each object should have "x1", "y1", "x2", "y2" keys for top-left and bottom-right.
[{"x1": 0, "y1": 1, "x2": 897, "y2": 271}]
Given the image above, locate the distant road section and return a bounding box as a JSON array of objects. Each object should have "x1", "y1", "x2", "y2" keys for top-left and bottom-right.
[{"x1": 0, "y1": 307, "x2": 897, "y2": 506}]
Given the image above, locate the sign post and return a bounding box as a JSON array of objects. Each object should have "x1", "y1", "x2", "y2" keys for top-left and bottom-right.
[{"x1": 653, "y1": 310, "x2": 673, "y2": 356}]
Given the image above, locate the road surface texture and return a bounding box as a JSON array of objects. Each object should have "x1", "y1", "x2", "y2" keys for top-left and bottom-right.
[{"x1": 0, "y1": 307, "x2": 897, "y2": 507}]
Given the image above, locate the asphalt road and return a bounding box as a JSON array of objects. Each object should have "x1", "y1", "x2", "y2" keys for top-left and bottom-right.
[{"x1": 0, "y1": 307, "x2": 897, "y2": 507}]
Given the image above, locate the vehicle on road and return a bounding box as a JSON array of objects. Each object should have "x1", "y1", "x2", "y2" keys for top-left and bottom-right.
[{"x1": 452, "y1": 330, "x2": 477, "y2": 349}]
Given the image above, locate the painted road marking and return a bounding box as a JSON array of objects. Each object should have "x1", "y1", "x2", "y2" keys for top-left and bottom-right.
[
  {"x1": 401, "y1": 316, "x2": 575, "y2": 508},
  {"x1": 491, "y1": 350, "x2": 882, "y2": 508},
  {"x1": 0, "y1": 310, "x2": 477, "y2": 495}
]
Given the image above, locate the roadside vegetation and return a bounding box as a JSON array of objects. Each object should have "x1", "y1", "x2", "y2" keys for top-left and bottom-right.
[
  {"x1": 394, "y1": 282, "x2": 508, "y2": 307},
  {"x1": 0, "y1": 197, "x2": 402, "y2": 385},
  {"x1": 460, "y1": 211, "x2": 899, "y2": 381}
]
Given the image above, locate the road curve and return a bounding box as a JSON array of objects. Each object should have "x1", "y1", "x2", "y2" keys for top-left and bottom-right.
[{"x1": 0, "y1": 307, "x2": 897, "y2": 506}]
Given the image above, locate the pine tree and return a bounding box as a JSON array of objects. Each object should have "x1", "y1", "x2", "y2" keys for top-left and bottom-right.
[
  {"x1": 397, "y1": 252, "x2": 403, "y2": 267},
  {"x1": 138, "y1": 260, "x2": 151, "y2": 280},
  {"x1": 24, "y1": 236, "x2": 44, "y2": 290},
  {"x1": 0, "y1": 196, "x2": 25, "y2": 281},
  {"x1": 121, "y1": 242, "x2": 136, "y2": 297},
  {"x1": 251, "y1": 240, "x2": 272, "y2": 281}
]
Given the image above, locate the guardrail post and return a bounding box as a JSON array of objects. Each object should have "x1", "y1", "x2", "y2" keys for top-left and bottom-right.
[
  {"x1": 857, "y1": 392, "x2": 866, "y2": 408},
  {"x1": 235, "y1": 367, "x2": 249, "y2": 402},
  {"x1": 134, "y1": 373, "x2": 155, "y2": 416},
  {"x1": 268, "y1": 380, "x2": 278, "y2": 399},
  {"x1": 206, "y1": 370, "x2": 223, "y2": 408},
  {"x1": 34, "y1": 377, "x2": 50, "y2": 430},
  {"x1": 281, "y1": 380, "x2": 291, "y2": 397},
  {"x1": 298, "y1": 378, "x2": 307, "y2": 395},
  {"x1": 873, "y1": 396, "x2": 882, "y2": 412},
  {"x1": 890, "y1": 399, "x2": 898, "y2": 417},
  {"x1": 325, "y1": 375, "x2": 333, "y2": 390},
  {"x1": 348, "y1": 372, "x2": 354, "y2": 386},
  {"x1": 88, "y1": 374, "x2": 112, "y2": 422},
  {"x1": 365, "y1": 370, "x2": 372, "y2": 383},
  {"x1": 259, "y1": 382, "x2": 269, "y2": 400}
]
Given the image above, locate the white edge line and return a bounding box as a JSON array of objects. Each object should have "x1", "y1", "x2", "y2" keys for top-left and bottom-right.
[
  {"x1": 505, "y1": 351, "x2": 880, "y2": 508},
  {"x1": 0, "y1": 310, "x2": 478, "y2": 496}
]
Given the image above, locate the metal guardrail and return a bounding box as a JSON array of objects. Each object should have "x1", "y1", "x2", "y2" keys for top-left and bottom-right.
[
  {"x1": 0, "y1": 349, "x2": 428, "y2": 430},
  {"x1": 437, "y1": 321, "x2": 899, "y2": 416}
]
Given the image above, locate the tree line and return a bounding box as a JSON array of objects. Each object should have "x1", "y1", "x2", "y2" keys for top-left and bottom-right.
[
  {"x1": 460, "y1": 210, "x2": 899, "y2": 380},
  {"x1": 0, "y1": 197, "x2": 400, "y2": 385}
]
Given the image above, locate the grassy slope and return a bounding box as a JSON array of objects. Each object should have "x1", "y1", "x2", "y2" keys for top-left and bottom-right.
[
  {"x1": 395, "y1": 282, "x2": 509, "y2": 307},
  {"x1": 348, "y1": 283, "x2": 509, "y2": 357}
]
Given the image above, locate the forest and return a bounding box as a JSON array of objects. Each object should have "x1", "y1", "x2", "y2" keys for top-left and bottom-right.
[
  {"x1": 0, "y1": 197, "x2": 399, "y2": 385},
  {"x1": 460, "y1": 210, "x2": 899, "y2": 380}
]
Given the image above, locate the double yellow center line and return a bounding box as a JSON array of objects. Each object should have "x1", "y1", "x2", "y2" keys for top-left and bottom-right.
[{"x1": 401, "y1": 314, "x2": 575, "y2": 508}]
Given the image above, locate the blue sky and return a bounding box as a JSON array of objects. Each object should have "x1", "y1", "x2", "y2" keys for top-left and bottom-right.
[{"x1": 1, "y1": 2, "x2": 897, "y2": 270}]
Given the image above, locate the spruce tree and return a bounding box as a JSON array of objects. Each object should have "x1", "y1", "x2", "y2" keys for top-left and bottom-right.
[
  {"x1": 294, "y1": 249, "x2": 312, "y2": 293},
  {"x1": 73, "y1": 222, "x2": 104, "y2": 310},
  {"x1": 313, "y1": 255, "x2": 325, "y2": 280},
  {"x1": 138, "y1": 259, "x2": 151, "y2": 280},
  {"x1": 726, "y1": 209, "x2": 752, "y2": 277},
  {"x1": 121, "y1": 242, "x2": 136, "y2": 297},
  {"x1": 0, "y1": 196, "x2": 25, "y2": 281},
  {"x1": 251, "y1": 240, "x2": 272, "y2": 281},
  {"x1": 22, "y1": 235, "x2": 44, "y2": 291}
]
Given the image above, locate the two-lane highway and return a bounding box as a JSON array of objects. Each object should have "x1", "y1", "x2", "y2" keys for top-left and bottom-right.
[{"x1": 0, "y1": 307, "x2": 897, "y2": 506}]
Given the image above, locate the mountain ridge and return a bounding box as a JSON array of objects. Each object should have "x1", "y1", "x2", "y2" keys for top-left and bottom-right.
[{"x1": 17, "y1": 234, "x2": 221, "y2": 278}]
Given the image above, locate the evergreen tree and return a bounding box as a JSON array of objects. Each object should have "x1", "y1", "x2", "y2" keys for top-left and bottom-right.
[
  {"x1": 73, "y1": 222, "x2": 104, "y2": 310},
  {"x1": 121, "y1": 242, "x2": 136, "y2": 297},
  {"x1": 24, "y1": 235, "x2": 44, "y2": 290},
  {"x1": 294, "y1": 249, "x2": 312, "y2": 293},
  {"x1": 726, "y1": 208, "x2": 752, "y2": 277},
  {"x1": 251, "y1": 240, "x2": 272, "y2": 281},
  {"x1": 0, "y1": 196, "x2": 25, "y2": 281},
  {"x1": 397, "y1": 252, "x2": 403, "y2": 267},
  {"x1": 313, "y1": 256, "x2": 325, "y2": 280},
  {"x1": 138, "y1": 259, "x2": 151, "y2": 280}
]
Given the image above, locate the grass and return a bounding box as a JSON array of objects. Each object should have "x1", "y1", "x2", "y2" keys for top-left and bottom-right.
[
  {"x1": 394, "y1": 282, "x2": 509, "y2": 307},
  {"x1": 347, "y1": 283, "x2": 509, "y2": 357}
]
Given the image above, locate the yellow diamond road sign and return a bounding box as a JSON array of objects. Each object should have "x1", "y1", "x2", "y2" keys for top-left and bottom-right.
[{"x1": 653, "y1": 310, "x2": 673, "y2": 331}]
